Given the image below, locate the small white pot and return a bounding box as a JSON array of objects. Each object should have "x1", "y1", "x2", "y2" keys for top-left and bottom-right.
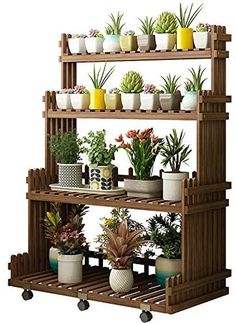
[
  {"x1": 121, "y1": 93, "x2": 141, "y2": 110},
  {"x1": 140, "y1": 93, "x2": 160, "y2": 110},
  {"x1": 103, "y1": 35, "x2": 121, "y2": 52},
  {"x1": 68, "y1": 38, "x2": 86, "y2": 54},
  {"x1": 193, "y1": 31, "x2": 211, "y2": 49},
  {"x1": 58, "y1": 254, "x2": 83, "y2": 284},
  {"x1": 56, "y1": 93, "x2": 72, "y2": 109},
  {"x1": 162, "y1": 172, "x2": 189, "y2": 201},
  {"x1": 70, "y1": 93, "x2": 90, "y2": 110},
  {"x1": 49, "y1": 247, "x2": 59, "y2": 273},
  {"x1": 155, "y1": 33, "x2": 176, "y2": 50},
  {"x1": 109, "y1": 268, "x2": 134, "y2": 293},
  {"x1": 181, "y1": 91, "x2": 198, "y2": 111},
  {"x1": 58, "y1": 163, "x2": 83, "y2": 187},
  {"x1": 85, "y1": 37, "x2": 104, "y2": 53}
]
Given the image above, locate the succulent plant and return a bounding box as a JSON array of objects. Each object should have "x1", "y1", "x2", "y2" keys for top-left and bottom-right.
[
  {"x1": 160, "y1": 74, "x2": 181, "y2": 94},
  {"x1": 120, "y1": 71, "x2": 144, "y2": 93},
  {"x1": 88, "y1": 29, "x2": 104, "y2": 38},
  {"x1": 105, "y1": 12, "x2": 125, "y2": 35},
  {"x1": 138, "y1": 16, "x2": 155, "y2": 35},
  {"x1": 124, "y1": 30, "x2": 135, "y2": 36},
  {"x1": 175, "y1": 3, "x2": 203, "y2": 28},
  {"x1": 73, "y1": 85, "x2": 89, "y2": 95},
  {"x1": 58, "y1": 88, "x2": 74, "y2": 94},
  {"x1": 155, "y1": 12, "x2": 178, "y2": 33},
  {"x1": 71, "y1": 34, "x2": 87, "y2": 39},
  {"x1": 184, "y1": 80, "x2": 194, "y2": 92},
  {"x1": 186, "y1": 65, "x2": 207, "y2": 91},
  {"x1": 195, "y1": 23, "x2": 211, "y2": 32},
  {"x1": 88, "y1": 63, "x2": 115, "y2": 89},
  {"x1": 144, "y1": 84, "x2": 161, "y2": 94},
  {"x1": 108, "y1": 87, "x2": 121, "y2": 94}
]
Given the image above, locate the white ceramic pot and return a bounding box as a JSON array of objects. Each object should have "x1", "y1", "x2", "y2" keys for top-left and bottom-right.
[
  {"x1": 140, "y1": 93, "x2": 160, "y2": 110},
  {"x1": 109, "y1": 268, "x2": 134, "y2": 293},
  {"x1": 58, "y1": 254, "x2": 83, "y2": 284},
  {"x1": 155, "y1": 33, "x2": 176, "y2": 50},
  {"x1": 85, "y1": 37, "x2": 104, "y2": 53},
  {"x1": 70, "y1": 93, "x2": 90, "y2": 110},
  {"x1": 124, "y1": 178, "x2": 162, "y2": 198},
  {"x1": 193, "y1": 31, "x2": 211, "y2": 49},
  {"x1": 162, "y1": 172, "x2": 189, "y2": 201},
  {"x1": 58, "y1": 163, "x2": 83, "y2": 187},
  {"x1": 155, "y1": 256, "x2": 181, "y2": 287},
  {"x1": 121, "y1": 93, "x2": 141, "y2": 110},
  {"x1": 49, "y1": 247, "x2": 59, "y2": 273},
  {"x1": 103, "y1": 35, "x2": 121, "y2": 52},
  {"x1": 182, "y1": 91, "x2": 198, "y2": 111},
  {"x1": 68, "y1": 38, "x2": 86, "y2": 54},
  {"x1": 56, "y1": 93, "x2": 72, "y2": 109}
]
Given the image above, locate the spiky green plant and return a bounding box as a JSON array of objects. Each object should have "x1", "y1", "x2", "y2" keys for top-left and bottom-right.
[
  {"x1": 160, "y1": 129, "x2": 192, "y2": 172},
  {"x1": 138, "y1": 16, "x2": 155, "y2": 35},
  {"x1": 105, "y1": 12, "x2": 125, "y2": 35},
  {"x1": 120, "y1": 71, "x2": 144, "y2": 93},
  {"x1": 175, "y1": 3, "x2": 203, "y2": 28},
  {"x1": 186, "y1": 65, "x2": 207, "y2": 91},
  {"x1": 184, "y1": 80, "x2": 194, "y2": 92},
  {"x1": 155, "y1": 12, "x2": 178, "y2": 33},
  {"x1": 88, "y1": 63, "x2": 115, "y2": 89},
  {"x1": 161, "y1": 74, "x2": 181, "y2": 94}
]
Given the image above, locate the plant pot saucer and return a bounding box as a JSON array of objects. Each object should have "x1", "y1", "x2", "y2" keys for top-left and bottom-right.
[{"x1": 49, "y1": 183, "x2": 126, "y2": 195}]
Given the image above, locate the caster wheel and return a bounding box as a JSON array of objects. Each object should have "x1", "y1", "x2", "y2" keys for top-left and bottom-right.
[
  {"x1": 22, "y1": 289, "x2": 33, "y2": 301},
  {"x1": 77, "y1": 300, "x2": 90, "y2": 311},
  {"x1": 140, "y1": 311, "x2": 153, "y2": 323}
]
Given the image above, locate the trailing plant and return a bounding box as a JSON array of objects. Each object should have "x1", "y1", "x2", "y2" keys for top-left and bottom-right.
[
  {"x1": 138, "y1": 16, "x2": 155, "y2": 35},
  {"x1": 124, "y1": 30, "x2": 135, "y2": 36},
  {"x1": 88, "y1": 63, "x2": 115, "y2": 89},
  {"x1": 71, "y1": 34, "x2": 87, "y2": 38},
  {"x1": 105, "y1": 12, "x2": 125, "y2": 35},
  {"x1": 116, "y1": 128, "x2": 163, "y2": 180},
  {"x1": 195, "y1": 23, "x2": 211, "y2": 32},
  {"x1": 50, "y1": 129, "x2": 85, "y2": 164},
  {"x1": 160, "y1": 129, "x2": 192, "y2": 173},
  {"x1": 108, "y1": 87, "x2": 121, "y2": 94},
  {"x1": 155, "y1": 12, "x2": 178, "y2": 33},
  {"x1": 160, "y1": 74, "x2": 181, "y2": 94},
  {"x1": 186, "y1": 65, "x2": 207, "y2": 91},
  {"x1": 83, "y1": 129, "x2": 117, "y2": 166},
  {"x1": 143, "y1": 84, "x2": 161, "y2": 94},
  {"x1": 120, "y1": 71, "x2": 144, "y2": 93},
  {"x1": 88, "y1": 29, "x2": 104, "y2": 38},
  {"x1": 146, "y1": 213, "x2": 181, "y2": 259},
  {"x1": 73, "y1": 85, "x2": 89, "y2": 94},
  {"x1": 175, "y1": 3, "x2": 203, "y2": 28}
]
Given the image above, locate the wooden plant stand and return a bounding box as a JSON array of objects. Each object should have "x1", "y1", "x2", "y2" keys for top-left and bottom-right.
[{"x1": 8, "y1": 26, "x2": 232, "y2": 321}]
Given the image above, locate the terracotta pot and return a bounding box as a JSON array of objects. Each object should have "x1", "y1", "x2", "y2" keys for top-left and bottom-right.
[
  {"x1": 155, "y1": 256, "x2": 181, "y2": 287},
  {"x1": 162, "y1": 171, "x2": 189, "y2": 200},
  {"x1": 58, "y1": 163, "x2": 83, "y2": 188},
  {"x1": 58, "y1": 254, "x2": 83, "y2": 284},
  {"x1": 120, "y1": 35, "x2": 138, "y2": 51},
  {"x1": 155, "y1": 33, "x2": 176, "y2": 50},
  {"x1": 137, "y1": 35, "x2": 156, "y2": 51},
  {"x1": 124, "y1": 178, "x2": 162, "y2": 198},
  {"x1": 105, "y1": 94, "x2": 122, "y2": 110},
  {"x1": 109, "y1": 268, "x2": 134, "y2": 293},
  {"x1": 159, "y1": 92, "x2": 181, "y2": 111}
]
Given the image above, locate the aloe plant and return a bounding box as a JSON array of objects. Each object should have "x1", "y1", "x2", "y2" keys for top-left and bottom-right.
[
  {"x1": 105, "y1": 12, "x2": 125, "y2": 35},
  {"x1": 138, "y1": 16, "x2": 155, "y2": 35},
  {"x1": 184, "y1": 80, "x2": 194, "y2": 92},
  {"x1": 161, "y1": 74, "x2": 181, "y2": 94},
  {"x1": 187, "y1": 65, "x2": 207, "y2": 91},
  {"x1": 88, "y1": 63, "x2": 115, "y2": 89},
  {"x1": 175, "y1": 3, "x2": 203, "y2": 28}
]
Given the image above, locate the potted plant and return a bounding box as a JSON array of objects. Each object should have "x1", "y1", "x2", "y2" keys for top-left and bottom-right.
[
  {"x1": 50, "y1": 129, "x2": 85, "y2": 188},
  {"x1": 146, "y1": 212, "x2": 181, "y2": 287},
  {"x1": 120, "y1": 71, "x2": 144, "y2": 110},
  {"x1": 88, "y1": 62, "x2": 115, "y2": 110},
  {"x1": 56, "y1": 89, "x2": 74, "y2": 109},
  {"x1": 70, "y1": 85, "x2": 90, "y2": 110},
  {"x1": 182, "y1": 65, "x2": 207, "y2": 111},
  {"x1": 175, "y1": 3, "x2": 203, "y2": 50},
  {"x1": 68, "y1": 34, "x2": 87, "y2": 54},
  {"x1": 116, "y1": 128, "x2": 163, "y2": 197},
  {"x1": 137, "y1": 16, "x2": 156, "y2": 51},
  {"x1": 105, "y1": 88, "x2": 122, "y2": 110},
  {"x1": 160, "y1": 129, "x2": 191, "y2": 201},
  {"x1": 83, "y1": 130, "x2": 117, "y2": 190},
  {"x1": 154, "y1": 12, "x2": 178, "y2": 50},
  {"x1": 85, "y1": 29, "x2": 104, "y2": 53},
  {"x1": 120, "y1": 30, "x2": 138, "y2": 51},
  {"x1": 159, "y1": 74, "x2": 181, "y2": 111},
  {"x1": 140, "y1": 84, "x2": 162, "y2": 110},
  {"x1": 103, "y1": 12, "x2": 125, "y2": 52},
  {"x1": 193, "y1": 23, "x2": 211, "y2": 49}
]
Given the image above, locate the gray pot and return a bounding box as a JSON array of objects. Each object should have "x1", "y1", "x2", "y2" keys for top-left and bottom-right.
[
  {"x1": 89, "y1": 164, "x2": 114, "y2": 190},
  {"x1": 124, "y1": 178, "x2": 162, "y2": 198},
  {"x1": 159, "y1": 92, "x2": 181, "y2": 111},
  {"x1": 58, "y1": 163, "x2": 83, "y2": 187},
  {"x1": 137, "y1": 35, "x2": 156, "y2": 51}
]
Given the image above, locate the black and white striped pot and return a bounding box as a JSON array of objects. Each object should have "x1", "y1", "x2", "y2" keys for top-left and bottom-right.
[{"x1": 58, "y1": 163, "x2": 83, "y2": 187}]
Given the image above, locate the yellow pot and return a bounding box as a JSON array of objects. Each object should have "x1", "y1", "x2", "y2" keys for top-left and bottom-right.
[
  {"x1": 105, "y1": 94, "x2": 122, "y2": 110},
  {"x1": 120, "y1": 35, "x2": 138, "y2": 51},
  {"x1": 89, "y1": 89, "x2": 106, "y2": 110},
  {"x1": 177, "y1": 28, "x2": 193, "y2": 50}
]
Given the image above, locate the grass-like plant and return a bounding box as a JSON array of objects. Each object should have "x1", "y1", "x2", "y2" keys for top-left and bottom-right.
[
  {"x1": 160, "y1": 74, "x2": 181, "y2": 94},
  {"x1": 138, "y1": 16, "x2": 155, "y2": 35},
  {"x1": 88, "y1": 63, "x2": 115, "y2": 89},
  {"x1": 105, "y1": 12, "x2": 125, "y2": 35},
  {"x1": 175, "y1": 3, "x2": 203, "y2": 28},
  {"x1": 186, "y1": 65, "x2": 207, "y2": 91},
  {"x1": 184, "y1": 80, "x2": 194, "y2": 92}
]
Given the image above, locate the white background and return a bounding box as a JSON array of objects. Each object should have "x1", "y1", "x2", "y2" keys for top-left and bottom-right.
[{"x1": 0, "y1": 0, "x2": 235, "y2": 323}]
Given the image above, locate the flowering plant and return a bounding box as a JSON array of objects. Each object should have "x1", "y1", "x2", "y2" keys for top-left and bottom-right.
[
  {"x1": 144, "y1": 84, "x2": 161, "y2": 94},
  {"x1": 71, "y1": 34, "x2": 87, "y2": 38},
  {"x1": 195, "y1": 23, "x2": 211, "y2": 32},
  {"x1": 108, "y1": 87, "x2": 120, "y2": 94},
  {"x1": 58, "y1": 88, "x2": 74, "y2": 94},
  {"x1": 124, "y1": 30, "x2": 135, "y2": 36},
  {"x1": 116, "y1": 128, "x2": 163, "y2": 180},
  {"x1": 73, "y1": 85, "x2": 89, "y2": 95},
  {"x1": 88, "y1": 29, "x2": 104, "y2": 38}
]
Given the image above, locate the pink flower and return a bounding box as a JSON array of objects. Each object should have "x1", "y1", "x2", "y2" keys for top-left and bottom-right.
[
  {"x1": 120, "y1": 143, "x2": 131, "y2": 149},
  {"x1": 60, "y1": 233, "x2": 68, "y2": 242},
  {"x1": 140, "y1": 138, "x2": 147, "y2": 144},
  {"x1": 68, "y1": 242, "x2": 75, "y2": 249},
  {"x1": 115, "y1": 134, "x2": 124, "y2": 143},
  {"x1": 151, "y1": 134, "x2": 159, "y2": 143},
  {"x1": 126, "y1": 130, "x2": 139, "y2": 139}
]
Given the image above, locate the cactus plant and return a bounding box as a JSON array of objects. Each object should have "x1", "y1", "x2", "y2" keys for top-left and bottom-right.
[
  {"x1": 155, "y1": 12, "x2": 178, "y2": 33},
  {"x1": 120, "y1": 71, "x2": 144, "y2": 93}
]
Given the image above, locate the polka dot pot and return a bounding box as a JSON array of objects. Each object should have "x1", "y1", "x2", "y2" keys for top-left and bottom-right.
[{"x1": 58, "y1": 163, "x2": 83, "y2": 187}]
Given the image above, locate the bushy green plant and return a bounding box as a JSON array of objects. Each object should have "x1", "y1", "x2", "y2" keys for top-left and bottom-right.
[
  {"x1": 138, "y1": 16, "x2": 155, "y2": 35},
  {"x1": 175, "y1": 3, "x2": 203, "y2": 28},
  {"x1": 50, "y1": 129, "x2": 85, "y2": 164},
  {"x1": 83, "y1": 130, "x2": 117, "y2": 166},
  {"x1": 160, "y1": 129, "x2": 192, "y2": 172},
  {"x1": 120, "y1": 71, "x2": 144, "y2": 93},
  {"x1": 155, "y1": 12, "x2": 178, "y2": 33},
  {"x1": 160, "y1": 74, "x2": 181, "y2": 94},
  {"x1": 105, "y1": 12, "x2": 125, "y2": 35},
  {"x1": 186, "y1": 65, "x2": 207, "y2": 91},
  {"x1": 88, "y1": 63, "x2": 115, "y2": 89}
]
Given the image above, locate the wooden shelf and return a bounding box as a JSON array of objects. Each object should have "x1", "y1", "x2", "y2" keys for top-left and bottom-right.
[{"x1": 9, "y1": 266, "x2": 166, "y2": 313}]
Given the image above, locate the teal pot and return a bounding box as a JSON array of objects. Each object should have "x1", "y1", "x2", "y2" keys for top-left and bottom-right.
[
  {"x1": 181, "y1": 91, "x2": 198, "y2": 111},
  {"x1": 103, "y1": 35, "x2": 121, "y2": 52},
  {"x1": 89, "y1": 164, "x2": 114, "y2": 190},
  {"x1": 49, "y1": 247, "x2": 59, "y2": 273},
  {"x1": 155, "y1": 256, "x2": 181, "y2": 288}
]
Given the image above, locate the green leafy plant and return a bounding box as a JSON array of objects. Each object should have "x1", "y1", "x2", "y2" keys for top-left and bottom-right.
[
  {"x1": 88, "y1": 63, "x2": 115, "y2": 89},
  {"x1": 138, "y1": 16, "x2": 155, "y2": 35},
  {"x1": 83, "y1": 129, "x2": 117, "y2": 166},
  {"x1": 155, "y1": 12, "x2": 178, "y2": 33},
  {"x1": 161, "y1": 74, "x2": 181, "y2": 94},
  {"x1": 186, "y1": 65, "x2": 207, "y2": 91},
  {"x1": 175, "y1": 3, "x2": 203, "y2": 28},
  {"x1": 184, "y1": 80, "x2": 194, "y2": 92},
  {"x1": 50, "y1": 129, "x2": 85, "y2": 164},
  {"x1": 105, "y1": 12, "x2": 125, "y2": 35},
  {"x1": 160, "y1": 129, "x2": 192, "y2": 172},
  {"x1": 146, "y1": 213, "x2": 181, "y2": 259},
  {"x1": 120, "y1": 71, "x2": 144, "y2": 93}
]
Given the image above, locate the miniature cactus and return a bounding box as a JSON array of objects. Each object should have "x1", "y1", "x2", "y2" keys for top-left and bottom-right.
[
  {"x1": 195, "y1": 23, "x2": 211, "y2": 32},
  {"x1": 108, "y1": 87, "x2": 121, "y2": 94},
  {"x1": 88, "y1": 29, "x2": 104, "y2": 38},
  {"x1": 155, "y1": 12, "x2": 178, "y2": 33},
  {"x1": 73, "y1": 85, "x2": 89, "y2": 94},
  {"x1": 124, "y1": 30, "x2": 135, "y2": 36},
  {"x1": 144, "y1": 84, "x2": 161, "y2": 94},
  {"x1": 120, "y1": 71, "x2": 144, "y2": 93}
]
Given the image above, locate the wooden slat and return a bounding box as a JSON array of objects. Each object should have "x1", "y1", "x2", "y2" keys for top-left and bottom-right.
[{"x1": 184, "y1": 181, "x2": 231, "y2": 195}]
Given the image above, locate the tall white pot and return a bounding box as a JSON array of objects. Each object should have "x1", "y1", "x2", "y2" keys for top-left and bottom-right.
[
  {"x1": 162, "y1": 172, "x2": 189, "y2": 201},
  {"x1": 121, "y1": 93, "x2": 141, "y2": 110},
  {"x1": 109, "y1": 268, "x2": 134, "y2": 293},
  {"x1": 181, "y1": 91, "x2": 198, "y2": 111},
  {"x1": 58, "y1": 254, "x2": 83, "y2": 284}
]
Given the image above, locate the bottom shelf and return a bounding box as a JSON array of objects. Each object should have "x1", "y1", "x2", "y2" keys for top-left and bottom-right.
[{"x1": 9, "y1": 266, "x2": 166, "y2": 313}]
